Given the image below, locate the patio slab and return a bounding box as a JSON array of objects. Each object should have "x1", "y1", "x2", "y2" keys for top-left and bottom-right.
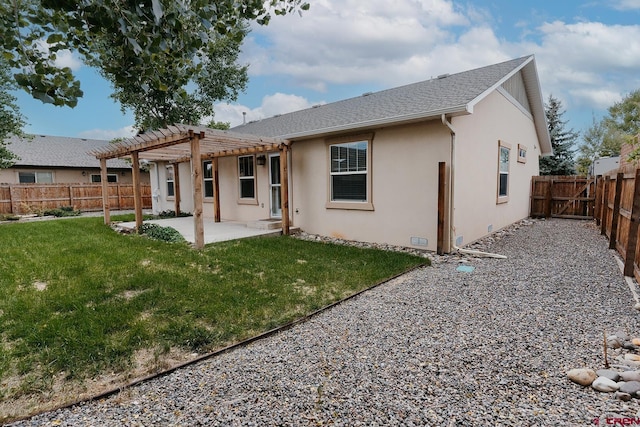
[{"x1": 117, "y1": 217, "x2": 284, "y2": 244}]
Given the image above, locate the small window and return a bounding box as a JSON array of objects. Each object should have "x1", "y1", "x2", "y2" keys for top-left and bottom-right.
[
  {"x1": 517, "y1": 144, "x2": 527, "y2": 163},
  {"x1": 166, "y1": 166, "x2": 175, "y2": 197},
  {"x1": 497, "y1": 141, "x2": 511, "y2": 203},
  {"x1": 19, "y1": 171, "x2": 53, "y2": 183},
  {"x1": 203, "y1": 161, "x2": 213, "y2": 198},
  {"x1": 238, "y1": 156, "x2": 255, "y2": 199},
  {"x1": 91, "y1": 174, "x2": 118, "y2": 183}
]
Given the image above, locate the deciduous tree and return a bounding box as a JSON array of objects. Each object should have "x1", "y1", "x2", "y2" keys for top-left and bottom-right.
[
  {"x1": 2, "y1": 0, "x2": 309, "y2": 128},
  {"x1": 0, "y1": 60, "x2": 27, "y2": 168}
]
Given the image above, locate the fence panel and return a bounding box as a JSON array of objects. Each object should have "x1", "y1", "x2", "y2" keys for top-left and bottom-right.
[
  {"x1": 530, "y1": 176, "x2": 595, "y2": 219},
  {"x1": 0, "y1": 183, "x2": 152, "y2": 214},
  {"x1": 592, "y1": 167, "x2": 640, "y2": 279}
]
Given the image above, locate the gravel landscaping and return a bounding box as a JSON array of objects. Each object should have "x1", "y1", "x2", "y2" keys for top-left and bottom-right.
[{"x1": 9, "y1": 218, "x2": 640, "y2": 426}]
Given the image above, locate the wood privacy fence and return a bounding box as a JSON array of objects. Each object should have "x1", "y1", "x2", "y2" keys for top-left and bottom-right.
[
  {"x1": 530, "y1": 176, "x2": 596, "y2": 219},
  {"x1": 0, "y1": 183, "x2": 152, "y2": 214},
  {"x1": 597, "y1": 167, "x2": 640, "y2": 282}
]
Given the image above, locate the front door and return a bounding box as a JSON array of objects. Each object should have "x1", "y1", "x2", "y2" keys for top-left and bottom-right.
[{"x1": 269, "y1": 154, "x2": 282, "y2": 218}]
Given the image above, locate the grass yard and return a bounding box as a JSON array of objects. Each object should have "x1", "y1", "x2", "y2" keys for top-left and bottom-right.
[{"x1": 0, "y1": 216, "x2": 427, "y2": 421}]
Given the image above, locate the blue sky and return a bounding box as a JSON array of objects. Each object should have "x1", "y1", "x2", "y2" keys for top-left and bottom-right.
[{"x1": 13, "y1": 0, "x2": 640, "y2": 143}]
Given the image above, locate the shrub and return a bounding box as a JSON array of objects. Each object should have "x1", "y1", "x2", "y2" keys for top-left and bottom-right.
[
  {"x1": 139, "y1": 223, "x2": 186, "y2": 243},
  {"x1": 156, "y1": 210, "x2": 191, "y2": 218},
  {"x1": 43, "y1": 206, "x2": 81, "y2": 217}
]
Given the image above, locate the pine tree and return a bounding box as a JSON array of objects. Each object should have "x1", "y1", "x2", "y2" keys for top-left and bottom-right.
[{"x1": 539, "y1": 95, "x2": 578, "y2": 175}]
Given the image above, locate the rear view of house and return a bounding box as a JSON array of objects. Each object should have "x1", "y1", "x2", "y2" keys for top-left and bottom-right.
[{"x1": 95, "y1": 55, "x2": 552, "y2": 252}]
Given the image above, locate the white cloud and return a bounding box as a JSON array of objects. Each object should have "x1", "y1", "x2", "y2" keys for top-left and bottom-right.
[
  {"x1": 78, "y1": 125, "x2": 137, "y2": 140},
  {"x1": 214, "y1": 93, "x2": 318, "y2": 127},
  {"x1": 529, "y1": 20, "x2": 640, "y2": 110},
  {"x1": 611, "y1": 0, "x2": 640, "y2": 10},
  {"x1": 34, "y1": 40, "x2": 83, "y2": 71},
  {"x1": 244, "y1": 0, "x2": 472, "y2": 89}
]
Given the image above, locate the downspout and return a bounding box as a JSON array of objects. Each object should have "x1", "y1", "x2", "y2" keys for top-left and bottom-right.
[{"x1": 441, "y1": 114, "x2": 507, "y2": 259}]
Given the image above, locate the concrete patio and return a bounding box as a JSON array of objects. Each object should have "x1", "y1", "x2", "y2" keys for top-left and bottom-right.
[{"x1": 117, "y1": 217, "x2": 286, "y2": 244}]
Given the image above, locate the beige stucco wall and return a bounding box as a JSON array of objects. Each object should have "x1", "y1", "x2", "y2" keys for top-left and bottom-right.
[
  {"x1": 451, "y1": 89, "x2": 541, "y2": 246},
  {"x1": 291, "y1": 121, "x2": 451, "y2": 251},
  {"x1": 0, "y1": 167, "x2": 148, "y2": 185}
]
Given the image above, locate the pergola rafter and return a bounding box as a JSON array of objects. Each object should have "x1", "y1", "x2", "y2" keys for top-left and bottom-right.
[{"x1": 92, "y1": 123, "x2": 291, "y2": 249}]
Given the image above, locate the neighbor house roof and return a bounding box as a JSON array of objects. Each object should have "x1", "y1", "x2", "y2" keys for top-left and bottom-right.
[
  {"x1": 6, "y1": 135, "x2": 132, "y2": 169},
  {"x1": 232, "y1": 55, "x2": 552, "y2": 155}
]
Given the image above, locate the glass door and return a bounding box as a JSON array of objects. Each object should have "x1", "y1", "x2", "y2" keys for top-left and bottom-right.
[{"x1": 269, "y1": 154, "x2": 282, "y2": 218}]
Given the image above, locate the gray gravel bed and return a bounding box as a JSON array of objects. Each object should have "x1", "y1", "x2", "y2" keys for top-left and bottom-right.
[{"x1": 10, "y1": 219, "x2": 640, "y2": 426}]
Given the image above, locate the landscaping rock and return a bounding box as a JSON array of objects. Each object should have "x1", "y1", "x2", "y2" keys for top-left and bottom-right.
[
  {"x1": 619, "y1": 381, "x2": 640, "y2": 395},
  {"x1": 616, "y1": 391, "x2": 633, "y2": 402},
  {"x1": 567, "y1": 368, "x2": 597, "y2": 386},
  {"x1": 596, "y1": 369, "x2": 620, "y2": 382},
  {"x1": 619, "y1": 371, "x2": 640, "y2": 382},
  {"x1": 591, "y1": 376, "x2": 619, "y2": 392}
]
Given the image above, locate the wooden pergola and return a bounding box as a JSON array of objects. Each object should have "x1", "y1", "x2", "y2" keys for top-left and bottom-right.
[{"x1": 92, "y1": 124, "x2": 291, "y2": 249}]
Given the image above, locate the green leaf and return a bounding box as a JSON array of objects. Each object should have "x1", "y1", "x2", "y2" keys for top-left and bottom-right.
[
  {"x1": 151, "y1": 0, "x2": 164, "y2": 24},
  {"x1": 46, "y1": 33, "x2": 64, "y2": 44}
]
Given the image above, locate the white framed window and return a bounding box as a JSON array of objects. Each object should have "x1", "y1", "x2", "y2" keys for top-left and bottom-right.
[
  {"x1": 166, "y1": 165, "x2": 175, "y2": 197},
  {"x1": 517, "y1": 144, "x2": 527, "y2": 163},
  {"x1": 19, "y1": 171, "x2": 53, "y2": 184},
  {"x1": 90, "y1": 174, "x2": 118, "y2": 183},
  {"x1": 497, "y1": 141, "x2": 511, "y2": 203},
  {"x1": 238, "y1": 155, "x2": 256, "y2": 200},
  {"x1": 326, "y1": 134, "x2": 373, "y2": 210},
  {"x1": 203, "y1": 161, "x2": 213, "y2": 198}
]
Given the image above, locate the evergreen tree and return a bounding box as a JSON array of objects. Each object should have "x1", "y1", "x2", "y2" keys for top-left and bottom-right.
[{"x1": 539, "y1": 95, "x2": 577, "y2": 175}]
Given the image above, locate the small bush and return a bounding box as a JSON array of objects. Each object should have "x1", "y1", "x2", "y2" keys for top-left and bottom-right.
[
  {"x1": 0, "y1": 214, "x2": 20, "y2": 221},
  {"x1": 139, "y1": 223, "x2": 186, "y2": 243},
  {"x1": 43, "y1": 206, "x2": 81, "y2": 217},
  {"x1": 156, "y1": 210, "x2": 191, "y2": 218}
]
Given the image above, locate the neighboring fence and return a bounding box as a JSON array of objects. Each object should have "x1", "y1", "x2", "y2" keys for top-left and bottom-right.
[
  {"x1": 0, "y1": 183, "x2": 152, "y2": 214},
  {"x1": 597, "y1": 166, "x2": 640, "y2": 282},
  {"x1": 530, "y1": 175, "x2": 596, "y2": 219}
]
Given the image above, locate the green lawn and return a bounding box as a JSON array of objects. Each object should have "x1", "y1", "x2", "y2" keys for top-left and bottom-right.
[{"x1": 0, "y1": 216, "x2": 427, "y2": 421}]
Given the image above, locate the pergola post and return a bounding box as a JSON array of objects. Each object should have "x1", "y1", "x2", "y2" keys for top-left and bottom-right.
[
  {"x1": 131, "y1": 151, "x2": 143, "y2": 231},
  {"x1": 213, "y1": 157, "x2": 221, "y2": 222},
  {"x1": 191, "y1": 131, "x2": 205, "y2": 249},
  {"x1": 100, "y1": 158, "x2": 111, "y2": 225},
  {"x1": 173, "y1": 163, "x2": 181, "y2": 216},
  {"x1": 279, "y1": 144, "x2": 290, "y2": 235}
]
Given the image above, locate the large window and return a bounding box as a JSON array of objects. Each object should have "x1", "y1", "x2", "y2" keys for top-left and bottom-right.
[
  {"x1": 203, "y1": 161, "x2": 213, "y2": 198},
  {"x1": 330, "y1": 140, "x2": 368, "y2": 202},
  {"x1": 497, "y1": 141, "x2": 511, "y2": 203},
  {"x1": 19, "y1": 171, "x2": 53, "y2": 184},
  {"x1": 166, "y1": 165, "x2": 175, "y2": 197},
  {"x1": 238, "y1": 156, "x2": 255, "y2": 199}
]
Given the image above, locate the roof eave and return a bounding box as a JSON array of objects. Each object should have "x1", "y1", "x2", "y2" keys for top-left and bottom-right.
[{"x1": 278, "y1": 105, "x2": 471, "y2": 140}]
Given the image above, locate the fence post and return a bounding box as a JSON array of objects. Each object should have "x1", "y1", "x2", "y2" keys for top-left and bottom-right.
[
  {"x1": 594, "y1": 175, "x2": 602, "y2": 224},
  {"x1": 624, "y1": 169, "x2": 640, "y2": 277},
  {"x1": 609, "y1": 172, "x2": 624, "y2": 250},
  {"x1": 601, "y1": 176, "x2": 610, "y2": 236}
]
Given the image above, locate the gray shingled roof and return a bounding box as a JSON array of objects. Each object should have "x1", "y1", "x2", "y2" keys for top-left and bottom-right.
[
  {"x1": 231, "y1": 55, "x2": 550, "y2": 154},
  {"x1": 5, "y1": 135, "x2": 132, "y2": 169}
]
